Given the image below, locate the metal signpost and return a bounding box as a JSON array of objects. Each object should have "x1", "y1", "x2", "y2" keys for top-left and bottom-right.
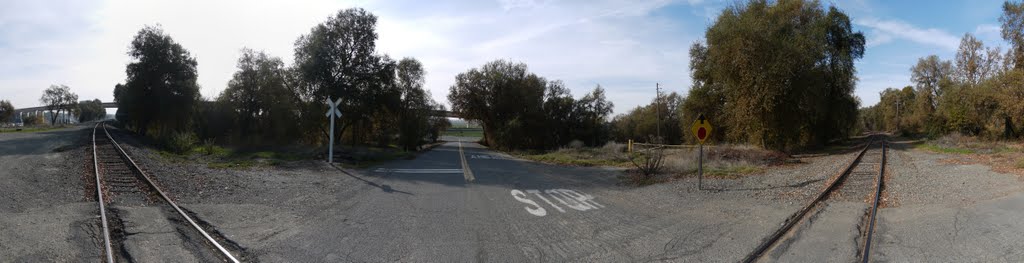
[
  {"x1": 690, "y1": 114, "x2": 712, "y2": 190},
  {"x1": 326, "y1": 98, "x2": 342, "y2": 163}
]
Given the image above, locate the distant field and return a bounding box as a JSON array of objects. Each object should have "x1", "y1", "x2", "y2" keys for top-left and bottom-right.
[{"x1": 443, "y1": 128, "x2": 483, "y2": 138}]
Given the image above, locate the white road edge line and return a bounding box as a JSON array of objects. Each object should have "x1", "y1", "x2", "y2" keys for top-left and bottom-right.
[
  {"x1": 373, "y1": 168, "x2": 463, "y2": 174},
  {"x1": 459, "y1": 139, "x2": 476, "y2": 182}
]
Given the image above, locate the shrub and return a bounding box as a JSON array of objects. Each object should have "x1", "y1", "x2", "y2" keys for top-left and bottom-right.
[
  {"x1": 165, "y1": 132, "x2": 198, "y2": 154},
  {"x1": 567, "y1": 139, "x2": 585, "y2": 149},
  {"x1": 628, "y1": 146, "x2": 665, "y2": 184},
  {"x1": 201, "y1": 138, "x2": 217, "y2": 155},
  {"x1": 601, "y1": 141, "x2": 626, "y2": 154}
]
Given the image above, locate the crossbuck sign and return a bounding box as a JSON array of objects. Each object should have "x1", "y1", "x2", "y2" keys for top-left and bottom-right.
[{"x1": 326, "y1": 98, "x2": 342, "y2": 163}]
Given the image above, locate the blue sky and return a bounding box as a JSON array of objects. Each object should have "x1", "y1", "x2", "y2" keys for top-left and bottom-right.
[{"x1": 0, "y1": 0, "x2": 1012, "y2": 115}]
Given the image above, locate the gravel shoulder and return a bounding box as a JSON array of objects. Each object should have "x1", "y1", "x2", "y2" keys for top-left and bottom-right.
[
  {"x1": 874, "y1": 140, "x2": 1024, "y2": 261},
  {"x1": 0, "y1": 125, "x2": 97, "y2": 261}
]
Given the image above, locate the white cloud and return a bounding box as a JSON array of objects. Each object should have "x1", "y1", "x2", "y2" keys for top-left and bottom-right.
[
  {"x1": 0, "y1": 0, "x2": 703, "y2": 115},
  {"x1": 865, "y1": 31, "x2": 895, "y2": 48},
  {"x1": 975, "y1": 23, "x2": 1000, "y2": 36},
  {"x1": 856, "y1": 73, "x2": 911, "y2": 107},
  {"x1": 855, "y1": 17, "x2": 960, "y2": 50}
]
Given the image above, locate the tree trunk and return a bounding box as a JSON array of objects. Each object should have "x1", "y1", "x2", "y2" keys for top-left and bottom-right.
[
  {"x1": 1005, "y1": 116, "x2": 1017, "y2": 139},
  {"x1": 49, "y1": 109, "x2": 59, "y2": 125}
]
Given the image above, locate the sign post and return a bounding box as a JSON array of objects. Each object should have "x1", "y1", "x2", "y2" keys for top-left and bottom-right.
[
  {"x1": 326, "y1": 98, "x2": 342, "y2": 164},
  {"x1": 690, "y1": 114, "x2": 712, "y2": 190}
]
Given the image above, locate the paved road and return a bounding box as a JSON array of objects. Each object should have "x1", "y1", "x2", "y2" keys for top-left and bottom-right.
[{"x1": 239, "y1": 139, "x2": 792, "y2": 262}]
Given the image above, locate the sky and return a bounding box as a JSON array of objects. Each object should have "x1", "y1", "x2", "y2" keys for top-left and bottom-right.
[{"x1": 0, "y1": 0, "x2": 1012, "y2": 115}]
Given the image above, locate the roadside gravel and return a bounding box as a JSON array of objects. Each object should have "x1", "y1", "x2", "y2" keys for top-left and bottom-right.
[
  {"x1": 873, "y1": 140, "x2": 1024, "y2": 262},
  {"x1": 885, "y1": 141, "x2": 1024, "y2": 206},
  {"x1": 0, "y1": 126, "x2": 97, "y2": 261}
]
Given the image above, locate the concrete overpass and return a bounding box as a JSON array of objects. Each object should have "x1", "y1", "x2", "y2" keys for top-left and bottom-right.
[
  {"x1": 11, "y1": 101, "x2": 118, "y2": 124},
  {"x1": 433, "y1": 110, "x2": 460, "y2": 118},
  {"x1": 9, "y1": 101, "x2": 458, "y2": 123}
]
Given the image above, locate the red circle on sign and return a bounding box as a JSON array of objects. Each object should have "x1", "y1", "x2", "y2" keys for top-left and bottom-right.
[{"x1": 698, "y1": 127, "x2": 707, "y2": 140}]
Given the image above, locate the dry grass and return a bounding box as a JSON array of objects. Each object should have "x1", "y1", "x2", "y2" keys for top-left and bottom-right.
[
  {"x1": 514, "y1": 142, "x2": 633, "y2": 167},
  {"x1": 920, "y1": 134, "x2": 1024, "y2": 176},
  {"x1": 660, "y1": 144, "x2": 784, "y2": 179},
  {"x1": 920, "y1": 134, "x2": 1018, "y2": 154},
  {"x1": 516, "y1": 142, "x2": 789, "y2": 184}
]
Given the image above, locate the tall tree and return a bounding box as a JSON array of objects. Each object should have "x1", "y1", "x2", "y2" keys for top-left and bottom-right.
[
  {"x1": 116, "y1": 25, "x2": 199, "y2": 136},
  {"x1": 218, "y1": 48, "x2": 297, "y2": 143},
  {"x1": 395, "y1": 57, "x2": 435, "y2": 150},
  {"x1": 40, "y1": 84, "x2": 76, "y2": 125},
  {"x1": 449, "y1": 60, "x2": 548, "y2": 150},
  {"x1": 911, "y1": 55, "x2": 954, "y2": 110},
  {"x1": 1001, "y1": 1, "x2": 1024, "y2": 70},
  {"x1": 954, "y1": 33, "x2": 1001, "y2": 85},
  {"x1": 294, "y1": 8, "x2": 386, "y2": 145},
  {"x1": 77, "y1": 99, "x2": 107, "y2": 123},
  {"x1": 686, "y1": 0, "x2": 864, "y2": 151},
  {"x1": 576, "y1": 85, "x2": 614, "y2": 146}
]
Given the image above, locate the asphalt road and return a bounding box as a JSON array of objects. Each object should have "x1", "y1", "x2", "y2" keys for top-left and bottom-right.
[{"x1": 221, "y1": 139, "x2": 794, "y2": 262}]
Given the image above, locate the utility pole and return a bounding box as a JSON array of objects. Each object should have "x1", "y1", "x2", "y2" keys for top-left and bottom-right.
[{"x1": 656, "y1": 83, "x2": 662, "y2": 141}]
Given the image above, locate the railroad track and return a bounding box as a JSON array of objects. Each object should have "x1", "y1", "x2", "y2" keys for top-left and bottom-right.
[
  {"x1": 91, "y1": 123, "x2": 241, "y2": 263},
  {"x1": 743, "y1": 136, "x2": 887, "y2": 263}
]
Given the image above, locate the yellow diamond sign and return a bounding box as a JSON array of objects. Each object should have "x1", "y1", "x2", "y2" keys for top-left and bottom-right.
[{"x1": 691, "y1": 114, "x2": 712, "y2": 144}]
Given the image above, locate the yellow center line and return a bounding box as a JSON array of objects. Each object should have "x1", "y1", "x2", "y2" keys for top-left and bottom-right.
[{"x1": 458, "y1": 139, "x2": 476, "y2": 183}]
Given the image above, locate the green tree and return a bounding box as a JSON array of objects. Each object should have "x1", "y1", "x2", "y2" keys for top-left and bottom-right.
[
  {"x1": 998, "y1": 1, "x2": 1024, "y2": 138},
  {"x1": 0, "y1": 100, "x2": 13, "y2": 123},
  {"x1": 613, "y1": 92, "x2": 683, "y2": 144},
  {"x1": 685, "y1": 0, "x2": 864, "y2": 151},
  {"x1": 77, "y1": 99, "x2": 107, "y2": 123},
  {"x1": 1001, "y1": 1, "x2": 1024, "y2": 69},
  {"x1": 115, "y1": 25, "x2": 199, "y2": 136},
  {"x1": 875, "y1": 87, "x2": 917, "y2": 133},
  {"x1": 395, "y1": 57, "x2": 435, "y2": 150},
  {"x1": 910, "y1": 55, "x2": 955, "y2": 134},
  {"x1": 574, "y1": 85, "x2": 614, "y2": 146},
  {"x1": 39, "y1": 84, "x2": 77, "y2": 125},
  {"x1": 218, "y1": 48, "x2": 298, "y2": 143},
  {"x1": 449, "y1": 60, "x2": 548, "y2": 150},
  {"x1": 293, "y1": 8, "x2": 389, "y2": 146}
]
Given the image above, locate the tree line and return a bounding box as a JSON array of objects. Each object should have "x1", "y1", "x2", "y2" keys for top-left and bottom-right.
[
  {"x1": 114, "y1": 8, "x2": 448, "y2": 151},
  {"x1": 118, "y1": 1, "x2": 996, "y2": 154},
  {"x1": 614, "y1": 0, "x2": 864, "y2": 152},
  {"x1": 861, "y1": 1, "x2": 1024, "y2": 140},
  {"x1": 450, "y1": 0, "x2": 866, "y2": 152},
  {"x1": 448, "y1": 60, "x2": 614, "y2": 151}
]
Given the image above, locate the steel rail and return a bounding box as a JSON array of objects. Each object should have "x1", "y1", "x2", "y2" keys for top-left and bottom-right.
[
  {"x1": 861, "y1": 140, "x2": 886, "y2": 262},
  {"x1": 93, "y1": 123, "x2": 115, "y2": 263},
  {"x1": 101, "y1": 124, "x2": 240, "y2": 263},
  {"x1": 741, "y1": 137, "x2": 874, "y2": 263}
]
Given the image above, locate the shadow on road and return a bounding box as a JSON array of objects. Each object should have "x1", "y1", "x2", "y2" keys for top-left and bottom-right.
[{"x1": 330, "y1": 163, "x2": 413, "y2": 195}]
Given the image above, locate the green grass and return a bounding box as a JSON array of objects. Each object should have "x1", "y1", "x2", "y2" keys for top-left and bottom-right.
[
  {"x1": 1015, "y1": 159, "x2": 1024, "y2": 169},
  {"x1": 0, "y1": 126, "x2": 62, "y2": 133},
  {"x1": 916, "y1": 143, "x2": 975, "y2": 154}
]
